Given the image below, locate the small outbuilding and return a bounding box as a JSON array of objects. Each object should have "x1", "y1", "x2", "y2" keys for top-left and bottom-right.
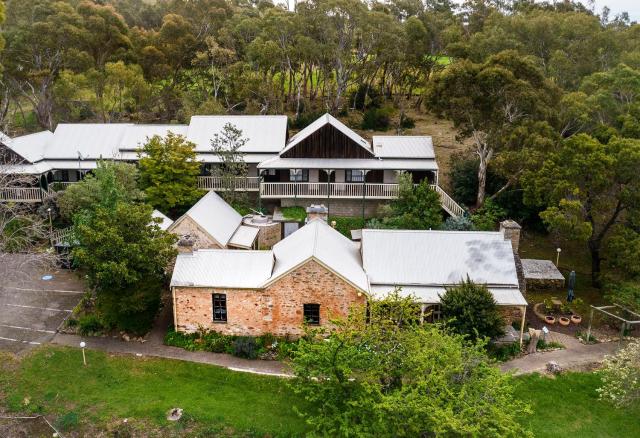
[
  {"x1": 167, "y1": 191, "x2": 259, "y2": 251},
  {"x1": 521, "y1": 259, "x2": 565, "y2": 290}
]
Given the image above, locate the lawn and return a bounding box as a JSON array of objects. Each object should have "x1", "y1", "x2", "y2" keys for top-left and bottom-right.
[
  {"x1": 3, "y1": 347, "x2": 638, "y2": 437},
  {"x1": 0, "y1": 346, "x2": 308, "y2": 437},
  {"x1": 516, "y1": 372, "x2": 640, "y2": 438}
]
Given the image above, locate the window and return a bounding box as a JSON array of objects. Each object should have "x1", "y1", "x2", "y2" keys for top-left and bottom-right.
[
  {"x1": 346, "y1": 169, "x2": 366, "y2": 183},
  {"x1": 212, "y1": 293, "x2": 227, "y2": 322},
  {"x1": 289, "y1": 168, "x2": 309, "y2": 182},
  {"x1": 303, "y1": 303, "x2": 320, "y2": 325},
  {"x1": 53, "y1": 170, "x2": 70, "y2": 182}
]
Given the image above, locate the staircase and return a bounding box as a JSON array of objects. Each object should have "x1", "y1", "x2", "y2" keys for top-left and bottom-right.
[{"x1": 432, "y1": 185, "x2": 465, "y2": 218}]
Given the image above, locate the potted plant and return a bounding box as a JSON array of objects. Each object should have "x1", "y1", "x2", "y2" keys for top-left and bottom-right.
[
  {"x1": 571, "y1": 314, "x2": 582, "y2": 324},
  {"x1": 545, "y1": 315, "x2": 556, "y2": 325},
  {"x1": 559, "y1": 316, "x2": 570, "y2": 326}
]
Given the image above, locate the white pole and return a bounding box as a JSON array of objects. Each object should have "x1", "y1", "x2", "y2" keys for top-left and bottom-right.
[
  {"x1": 80, "y1": 341, "x2": 87, "y2": 366},
  {"x1": 519, "y1": 306, "x2": 526, "y2": 348}
]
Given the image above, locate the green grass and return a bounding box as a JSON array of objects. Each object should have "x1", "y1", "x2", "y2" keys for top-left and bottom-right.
[
  {"x1": 280, "y1": 206, "x2": 307, "y2": 222},
  {"x1": 0, "y1": 346, "x2": 308, "y2": 436},
  {"x1": 328, "y1": 216, "x2": 367, "y2": 237},
  {"x1": 516, "y1": 372, "x2": 640, "y2": 438}
]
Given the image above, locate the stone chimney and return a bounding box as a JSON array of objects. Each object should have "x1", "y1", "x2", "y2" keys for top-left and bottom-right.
[
  {"x1": 306, "y1": 204, "x2": 329, "y2": 223},
  {"x1": 500, "y1": 220, "x2": 521, "y2": 254}
]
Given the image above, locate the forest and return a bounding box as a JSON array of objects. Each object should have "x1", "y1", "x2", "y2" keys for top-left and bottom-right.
[{"x1": 0, "y1": 0, "x2": 639, "y2": 295}]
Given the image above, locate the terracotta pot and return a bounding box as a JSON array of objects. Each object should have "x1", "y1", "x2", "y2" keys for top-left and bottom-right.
[
  {"x1": 571, "y1": 315, "x2": 582, "y2": 324},
  {"x1": 545, "y1": 315, "x2": 556, "y2": 325},
  {"x1": 559, "y1": 317, "x2": 570, "y2": 326}
]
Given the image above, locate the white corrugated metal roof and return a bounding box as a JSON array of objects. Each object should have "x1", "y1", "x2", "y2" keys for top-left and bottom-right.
[
  {"x1": 170, "y1": 249, "x2": 274, "y2": 288},
  {"x1": 228, "y1": 225, "x2": 259, "y2": 249},
  {"x1": 46, "y1": 124, "x2": 133, "y2": 159},
  {"x1": 0, "y1": 161, "x2": 53, "y2": 174},
  {"x1": 119, "y1": 125, "x2": 188, "y2": 151},
  {"x1": 180, "y1": 191, "x2": 243, "y2": 247},
  {"x1": 281, "y1": 113, "x2": 371, "y2": 156},
  {"x1": 4, "y1": 131, "x2": 54, "y2": 163},
  {"x1": 269, "y1": 219, "x2": 368, "y2": 291},
  {"x1": 372, "y1": 136, "x2": 434, "y2": 159},
  {"x1": 362, "y1": 229, "x2": 520, "y2": 287},
  {"x1": 151, "y1": 210, "x2": 174, "y2": 231},
  {"x1": 369, "y1": 284, "x2": 527, "y2": 306},
  {"x1": 258, "y1": 157, "x2": 438, "y2": 171},
  {"x1": 187, "y1": 115, "x2": 288, "y2": 153}
]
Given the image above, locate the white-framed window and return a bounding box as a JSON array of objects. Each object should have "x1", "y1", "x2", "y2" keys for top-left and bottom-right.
[
  {"x1": 346, "y1": 169, "x2": 366, "y2": 183},
  {"x1": 289, "y1": 169, "x2": 309, "y2": 182}
]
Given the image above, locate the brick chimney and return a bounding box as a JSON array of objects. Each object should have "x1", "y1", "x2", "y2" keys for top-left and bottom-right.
[
  {"x1": 500, "y1": 220, "x2": 521, "y2": 254},
  {"x1": 306, "y1": 204, "x2": 329, "y2": 223}
]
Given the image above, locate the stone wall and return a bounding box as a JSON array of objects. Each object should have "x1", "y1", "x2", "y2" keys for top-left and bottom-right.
[
  {"x1": 281, "y1": 198, "x2": 385, "y2": 217},
  {"x1": 169, "y1": 216, "x2": 221, "y2": 252},
  {"x1": 173, "y1": 259, "x2": 366, "y2": 337},
  {"x1": 255, "y1": 222, "x2": 281, "y2": 249},
  {"x1": 499, "y1": 306, "x2": 524, "y2": 326}
]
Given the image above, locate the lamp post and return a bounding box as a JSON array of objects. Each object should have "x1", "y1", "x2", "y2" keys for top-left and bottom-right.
[
  {"x1": 80, "y1": 341, "x2": 87, "y2": 366},
  {"x1": 556, "y1": 247, "x2": 562, "y2": 267}
]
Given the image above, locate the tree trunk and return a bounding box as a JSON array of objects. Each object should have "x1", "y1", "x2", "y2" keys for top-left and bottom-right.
[
  {"x1": 588, "y1": 239, "x2": 602, "y2": 288},
  {"x1": 476, "y1": 153, "x2": 488, "y2": 207}
]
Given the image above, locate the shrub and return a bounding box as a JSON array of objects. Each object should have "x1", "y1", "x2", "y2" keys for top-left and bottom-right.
[
  {"x1": 329, "y1": 216, "x2": 366, "y2": 237},
  {"x1": 399, "y1": 112, "x2": 415, "y2": 129},
  {"x1": 488, "y1": 342, "x2": 521, "y2": 362},
  {"x1": 281, "y1": 206, "x2": 307, "y2": 222},
  {"x1": 440, "y1": 278, "x2": 505, "y2": 341},
  {"x1": 78, "y1": 314, "x2": 103, "y2": 335},
  {"x1": 361, "y1": 106, "x2": 394, "y2": 130},
  {"x1": 232, "y1": 336, "x2": 260, "y2": 359},
  {"x1": 597, "y1": 339, "x2": 640, "y2": 407},
  {"x1": 470, "y1": 199, "x2": 507, "y2": 231},
  {"x1": 443, "y1": 215, "x2": 473, "y2": 231}
]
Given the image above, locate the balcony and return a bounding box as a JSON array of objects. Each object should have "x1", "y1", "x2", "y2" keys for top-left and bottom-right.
[
  {"x1": 260, "y1": 182, "x2": 401, "y2": 199},
  {"x1": 197, "y1": 176, "x2": 260, "y2": 191}
]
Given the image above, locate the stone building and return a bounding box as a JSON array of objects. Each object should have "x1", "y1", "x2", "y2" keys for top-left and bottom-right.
[
  {"x1": 171, "y1": 219, "x2": 368, "y2": 336},
  {"x1": 167, "y1": 191, "x2": 261, "y2": 251},
  {"x1": 170, "y1": 218, "x2": 529, "y2": 342}
]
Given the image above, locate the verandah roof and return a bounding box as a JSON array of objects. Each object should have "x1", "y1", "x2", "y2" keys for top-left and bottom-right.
[{"x1": 257, "y1": 157, "x2": 438, "y2": 171}]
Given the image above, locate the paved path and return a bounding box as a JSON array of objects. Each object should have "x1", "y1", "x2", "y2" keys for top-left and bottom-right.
[
  {"x1": 51, "y1": 333, "x2": 293, "y2": 377},
  {"x1": 501, "y1": 331, "x2": 620, "y2": 375}
]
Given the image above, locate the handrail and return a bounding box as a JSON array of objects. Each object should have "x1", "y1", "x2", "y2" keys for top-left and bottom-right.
[
  {"x1": 0, "y1": 187, "x2": 44, "y2": 203},
  {"x1": 197, "y1": 176, "x2": 260, "y2": 191}
]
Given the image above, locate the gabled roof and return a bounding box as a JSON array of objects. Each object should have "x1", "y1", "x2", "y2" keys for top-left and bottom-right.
[
  {"x1": 151, "y1": 209, "x2": 174, "y2": 231},
  {"x1": 47, "y1": 123, "x2": 133, "y2": 160},
  {"x1": 119, "y1": 125, "x2": 188, "y2": 151},
  {"x1": 361, "y1": 229, "x2": 519, "y2": 288},
  {"x1": 171, "y1": 249, "x2": 274, "y2": 288},
  {"x1": 187, "y1": 115, "x2": 288, "y2": 153},
  {"x1": 372, "y1": 136, "x2": 435, "y2": 159},
  {"x1": 170, "y1": 191, "x2": 243, "y2": 248},
  {"x1": 280, "y1": 113, "x2": 371, "y2": 157},
  {"x1": 3, "y1": 131, "x2": 54, "y2": 163},
  {"x1": 268, "y1": 219, "x2": 369, "y2": 291}
]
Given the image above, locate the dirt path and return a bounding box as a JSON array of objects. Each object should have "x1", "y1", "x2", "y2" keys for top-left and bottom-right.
[{"x1": 501, "y1": 331, "x2": 620, "y2": 375}]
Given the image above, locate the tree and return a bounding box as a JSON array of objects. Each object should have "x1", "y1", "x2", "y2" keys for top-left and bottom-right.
[
  {"x1": 138, "y1": 132, "x2": 202, "y2": 216},
  {"x1": 425, "y1": 50, "x2": 558, "y2": 207},
  {"x1": 290, "y1": 290, "x2": 531, "y2": 437},
  {"x1": 379, "y1": 171, "x2": 443, "y2": 230},
  {"x1": 57, "y1": 161, "x2": 142, "y2": 221},
  {"x1": 597, "y1": 339, "x2": 640, "y2": 408},
  {"x1": 439, "y1": 278, "x2": 505, "y2": 341},
  {"x1": 210, "y1": 123, "x2": 249, "y2": 208},
  {"x1": 524, "y1": 134, "x2": 640, "y2": 286},
  {"x1": 73, "y1": 201, "x2": 176, "y2": 334}
]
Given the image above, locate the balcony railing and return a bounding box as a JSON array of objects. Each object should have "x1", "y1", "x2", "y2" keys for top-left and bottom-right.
[
  {"x1": 260, "y1": 182, "x2": 403, "y2": 200},
  {"x1": 260, "y1": 182, "x2": 466, "y2": 217},
  {"x1": 197, "y1": 176, "x2": 260, "y2": 191},
  {"x1": 0, "y1": 187, "x2": 45, "y2": 203}
]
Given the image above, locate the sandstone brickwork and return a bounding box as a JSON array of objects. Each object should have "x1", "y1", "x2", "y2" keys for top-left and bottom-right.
[
  {"x1": 169, "y1": 216, "x2": 221, "y2": 252},
  {"x1": 173, "y1": 259, "x2": 366, "y2": 337}
]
